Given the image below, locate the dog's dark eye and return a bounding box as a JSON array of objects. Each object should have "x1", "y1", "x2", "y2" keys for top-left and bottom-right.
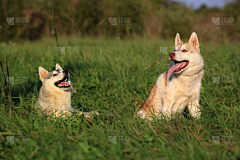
[
  {"x1": 53, "y1": 74, "x2": 58, "y2": 76},
  {"x1": 182, "y1": 49, "x2": 188, "y2": 52}
]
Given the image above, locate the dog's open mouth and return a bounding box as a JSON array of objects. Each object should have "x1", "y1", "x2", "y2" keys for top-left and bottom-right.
[
  {"x1": 54, "y1": 76, "x2": 77, "y2": 93},
  {"x1": 54, "y1": 76, "x2": 70, "y2": 88},
  {"x1": 168, "y1": 60, "x2": 189, "y2": 74}
]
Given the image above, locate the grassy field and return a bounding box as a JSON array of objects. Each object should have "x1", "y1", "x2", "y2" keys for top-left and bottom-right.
[{"x1": 0, "y1": 36, "x2": 240, "y2": 160}]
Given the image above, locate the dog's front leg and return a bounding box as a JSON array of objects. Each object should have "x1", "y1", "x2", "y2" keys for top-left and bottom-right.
[
  {"x1": 171, "y1": 97, "x2": 189, "y2": 118},
  {"x1": 187, "y1": 100, "x2": 201, "y2": 119},
  {"x1": 161, "y1": 97, "x2": 173, "y2": 120}
]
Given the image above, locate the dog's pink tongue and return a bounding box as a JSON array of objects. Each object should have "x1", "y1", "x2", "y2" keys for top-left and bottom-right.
[
  {"x1": 168, "y1": 62, "x2": 184, "y2": 74},
  {"x1": 58, "y1": 82, "x2": 77, "y2": 93},
  {"x1": 70, "y1": 84, "x2": 77, "y2": 93},
  {"x1": 59, "y1": 82, "x2": 69, "y2": 86}
]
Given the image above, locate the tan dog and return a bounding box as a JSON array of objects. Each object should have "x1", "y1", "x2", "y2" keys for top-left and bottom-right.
[
  {"x1": 35, "y1": 63, "x2": 99, "y2": 118},
  {"x1": 137, "y1": 32, "x2": 204, "y2": 120}
]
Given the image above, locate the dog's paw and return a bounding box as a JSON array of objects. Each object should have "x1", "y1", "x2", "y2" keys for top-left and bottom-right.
[{"x1": 137, "y1": 109, "x2": 147, "y2": 119}]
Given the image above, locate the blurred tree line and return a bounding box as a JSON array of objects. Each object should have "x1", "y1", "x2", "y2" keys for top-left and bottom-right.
[{"x1": 0, "y1": 0, "x2": 240, "y2": 43}]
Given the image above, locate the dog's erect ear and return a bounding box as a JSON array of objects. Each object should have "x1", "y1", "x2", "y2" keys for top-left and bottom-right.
[
  {"x1": 189, "y1": 32, "x2": 200, "y2": 51},
  {"x1": 175, "y1": 33, "x2": 183, "y2": 46},
  {"x1": 38, "y1": 67, "x2": 48, "y2": 82},
  {"x1": 55, "y1": 63, "x2": 63, "y2": 70}
]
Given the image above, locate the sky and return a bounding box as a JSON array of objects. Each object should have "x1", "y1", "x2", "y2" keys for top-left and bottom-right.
[{"x1": 170, "y1": 0, "x2": 234, "y2": 9}]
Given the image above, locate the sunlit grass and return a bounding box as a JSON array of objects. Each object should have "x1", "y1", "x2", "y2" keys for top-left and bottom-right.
[{"x1": 0, "y1": 37, "x2": 239, "y2": 159}]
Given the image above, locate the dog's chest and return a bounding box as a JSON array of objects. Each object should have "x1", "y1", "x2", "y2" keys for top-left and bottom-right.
[
  {"x1": 168, "y1": 73, "x2": 202, "y2": 98},
  {"x1": 54, "y1": 92, "x2": 71, "y2": 107}
]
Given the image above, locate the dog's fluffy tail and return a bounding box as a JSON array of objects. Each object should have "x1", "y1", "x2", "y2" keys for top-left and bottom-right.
[
  {"x1": 74, "y1": 110, "x2": 113, "y2": 118},
  {"x1": 75, "y1": 110, "x2": 99, "y2": 118}
]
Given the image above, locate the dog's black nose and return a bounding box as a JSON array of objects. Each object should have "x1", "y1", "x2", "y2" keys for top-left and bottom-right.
[
  {"x1": 169, "y1": 52, "x2": 175, "y2": 59},
  {"x1": 63, "y1": 70, "x2": 68, "y2": 74}
]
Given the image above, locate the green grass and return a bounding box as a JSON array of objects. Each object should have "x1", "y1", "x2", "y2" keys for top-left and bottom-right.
[{"x1": 0, "y1": 36, "x2": 240, "y2": 160}]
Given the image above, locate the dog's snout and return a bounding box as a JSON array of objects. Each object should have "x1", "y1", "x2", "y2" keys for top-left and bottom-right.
[
  {"x1": 169, "y1": 52, "x2": 175, "y2": 59},
  {"x1": 63, "y1": 70, "x2": 68, "y2": 74}
]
